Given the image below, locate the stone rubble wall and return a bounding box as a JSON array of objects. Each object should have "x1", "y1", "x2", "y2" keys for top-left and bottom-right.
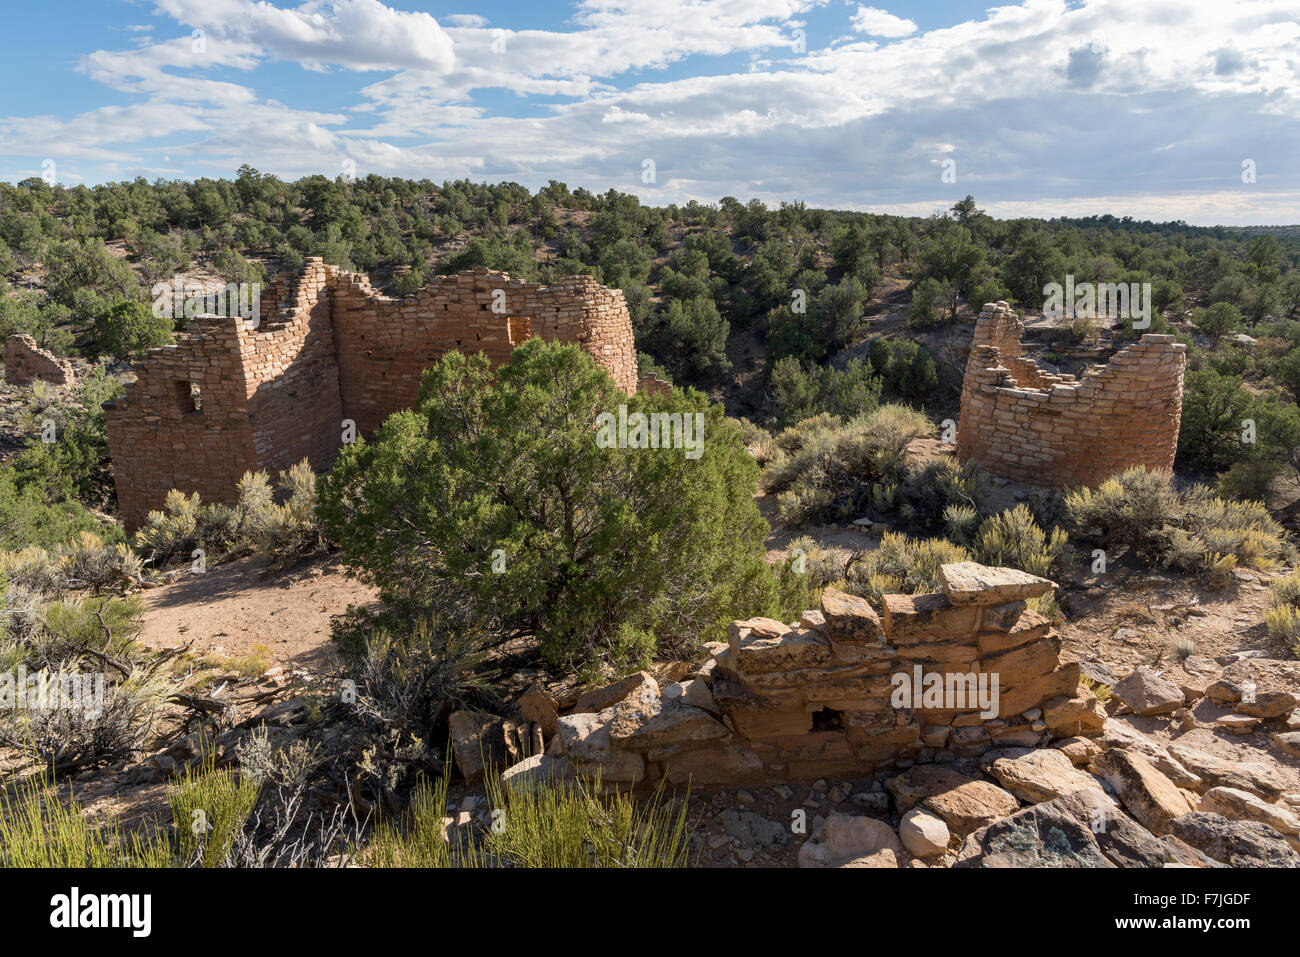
[
  {"x1": 956, "y1": 302, "x2": 1186, "y2": 488},
  {"x1": 105, "y1": 259, "x2": 638, "y2": 531},
  {"x1": 535, "y1": 563, "x2": 1106, "y2": 789},
  {"x1": 4, "y1": 334, "x2": 76, "y2": 386}
]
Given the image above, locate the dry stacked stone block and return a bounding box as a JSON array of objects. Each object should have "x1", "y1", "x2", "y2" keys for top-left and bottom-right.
[
  {"x1": 544, "y1": 562, "x2": 1101, "y2": 787},
  {"x1": 955, "y1": 302, "x2": 1185, "y2": 488},
  {"x1": 5, "y1": 334, "x2": 75, "y2": 386},
  {"x1": 105, "y1": 260, "x2": 638, "y2": 531}
]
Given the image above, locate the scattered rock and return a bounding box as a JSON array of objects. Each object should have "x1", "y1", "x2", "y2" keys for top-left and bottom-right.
[
  {"x1": 1054, "y1": 736, "x2": 1103, "y2": 766},
  {"x1": 1111, "y1": 666, "x2": 1184, "y2": 717},
  {"x1": 886, "y1": 765, "x2": 1020, "y2": 835},
  {"x1": 448, "y1": 709, "x2": 508, "y2": 786},
  {"x1": 555, "y1": 711, "x2": 646, "y2": 784},
  {"x1": 1215, "y1": 714, "x2": 1260, "y2": 734},
  {"x1": 1236, "y1": 690, "x2": 1298, "y2": 720},
  {"x1": 573, "y1": 670, "x2": 658, "y2": 714},
  {"x1": 1271, "y1": 731, "x2": 1300, "y2": 757},
  {"x1": 1167, "y1": 744, "x2": 1287, "y2": 799},
  {"x1": 1205, "y1": 679, "x2": 1243, "y2": 704},
  {"x1": 718, "y1": 809, "x2": 788, "y2": 848},
  {"x1": 515, "y1": 682, "x2": 560, "y2": 738},
  {"x1": 954, "y1": 796, "x2": 1114, "y2": 868},
  {"x1": 828, "y1": 781, "x2": 853, "y2": 803}
]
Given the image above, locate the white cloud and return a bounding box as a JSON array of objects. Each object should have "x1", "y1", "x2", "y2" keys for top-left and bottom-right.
[
  {"x1": 152, "y1": 0, "x2": 456, "y2": 72},
  {"x1": 1, "y1": 0, "x2": 1299, "y2": 224},
  {"x1": 850, "y1": 5, "x2": 917, "y2": 38}
]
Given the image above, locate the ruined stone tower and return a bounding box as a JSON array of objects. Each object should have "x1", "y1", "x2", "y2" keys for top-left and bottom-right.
[
  {"x1": 105, "y1": 259, "x2": 638, "y2": 531},
  {"x1": 956, "y1": 302, "x2": 1185, "y2": 488}
]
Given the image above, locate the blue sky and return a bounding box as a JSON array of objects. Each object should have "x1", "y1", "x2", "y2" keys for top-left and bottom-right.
[{"x1": 1, "y1": 0, "x2": 1299, "y2": 225}]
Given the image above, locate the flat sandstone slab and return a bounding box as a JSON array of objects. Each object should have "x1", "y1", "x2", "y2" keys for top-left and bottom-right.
[{"x1": 940, "y1": 562, "x2": 1055, "y2": 605}]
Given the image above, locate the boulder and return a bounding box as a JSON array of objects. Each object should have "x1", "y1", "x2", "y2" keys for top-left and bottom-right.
[
  {"x1": 954, "y1": 796, "x2": 1114, "y2": 867},
  {"x1": 1097, "y1": 722, "x2": 1200, "y2": 788},
  {"x1": 555, "y1": 711, "x2": 646, "y2": 784},
  {"x1": 1091, "y1": 749, "x2": 1195, "y2": 835},
  {"x1": 1168, "y1": 744, "x2": 1287, "y2": 799},
  {"x1": 1204, "y1": 679, "x2": 1243, "y2": 704},
  {"x1": 1111, "y1": 666, "x2": 1184, "y2": 717},
  {"x1": 515, "y1": 683, "x2": 560, "y2": 738},
  {"x1": 1270, "y1": 731, "x2": 1300, "y2": 757},
  {"x1": 799, "y1": 812, "x2": 903, "y2": 867},
  {"x1": 988, "y1": 748, "x2": 1104, "y2": 804},
  {"x1": 899, "y1": 808, "x2": 950, "y2": 857},
  {"x1": 662, "y1": 678, "x2": 716, "y2": 712},
  {"x1": 1215, "y1": 714, "x2": 1260, "y2": 734},
  {"x1": 609, "y1": 703, "x2": 731, "y2": 752},
  {"x1": 1054, "y1": 736, "x2": 1104, "y2": 766},
  {"x1": 886, "y1": 766, "x2": 1020, "y2": 835},
  {"x1": 955, "y1": 787, "x2": 1211, "y2": 869},
  {"x1": 1166, "y1": 812, "x2": 1300, "y2": 867},
  {"x1": 1198, "y1": 787, "x2": 1300, "y2": 849}
]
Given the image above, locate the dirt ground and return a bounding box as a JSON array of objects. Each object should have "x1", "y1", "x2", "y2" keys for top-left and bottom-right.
[{"x1": 137, "y1": 556, "x2": 379, "y2": 673}]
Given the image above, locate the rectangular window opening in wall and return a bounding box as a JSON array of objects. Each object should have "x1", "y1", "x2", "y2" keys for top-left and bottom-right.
[{"x1": 174, "y1": 380, "x2": 202, "y2": 415}]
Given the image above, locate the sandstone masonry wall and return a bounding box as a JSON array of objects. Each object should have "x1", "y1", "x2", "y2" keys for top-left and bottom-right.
[
  {"x1": 956, "y1": 302, "x2": 1185, "y2": 488},
  {"x1": 5, "y1": 334, "x2": 76, "y2": 386},
  {"x1": 106, "y1": 259, "x2": 637, "y2": 531},
  {"x1": 543, "y1": 563, "x2": 1106, "y2": 788}
]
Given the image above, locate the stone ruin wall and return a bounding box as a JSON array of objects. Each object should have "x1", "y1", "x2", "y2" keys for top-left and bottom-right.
[
  {"x1": 956, "y1": 302, "x2": 1186, "y2": 488},
  {"x1": 105, "y1": 258, "x2": 638, "y2": 531},
  {"x1": 327, "y1": 266, "x2": 636, "y2": 436},
  {"x1": 504, "y1": 563, "x2": 1107, "y2": 789},
  {"x1": 4, "y1": 334, "x2": 76, "y2": 386}
]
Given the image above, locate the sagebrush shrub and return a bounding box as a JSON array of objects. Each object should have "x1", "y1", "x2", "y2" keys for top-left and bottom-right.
[
  {"x1": 1063, "y1": 466, "x2": 1286, "y2": 573},
  {"x1": 844, "y1": 532, "x2": 970, "y2": 604},
  {"x1": 973, "y1": 505, "x2": 1070, "y2": 579},
  {"x1": 762, "y1": 405, "x2": 931, "y2": 525}
]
